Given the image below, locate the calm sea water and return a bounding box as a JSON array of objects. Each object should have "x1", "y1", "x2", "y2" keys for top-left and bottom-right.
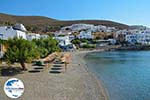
[{"x1": 85, "y1": 51, "x2": 150, "y2": 100}]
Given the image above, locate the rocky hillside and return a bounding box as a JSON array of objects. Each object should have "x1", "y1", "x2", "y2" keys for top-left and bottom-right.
[{"x1": 0, "y1": 13, "x2": 129, "y2": 33}]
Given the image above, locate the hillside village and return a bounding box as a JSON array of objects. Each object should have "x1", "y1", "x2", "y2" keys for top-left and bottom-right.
[
  {"x1": 54, "y1": 23, "x2": 150, "y2": 46},
  {"x1": 1, "y1": 23, "x2": 150, "y2": 58}
]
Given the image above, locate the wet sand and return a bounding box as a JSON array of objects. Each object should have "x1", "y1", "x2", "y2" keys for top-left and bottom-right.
[{"x1": 0, "y1": 51, "x2": 108, "y2": 100}]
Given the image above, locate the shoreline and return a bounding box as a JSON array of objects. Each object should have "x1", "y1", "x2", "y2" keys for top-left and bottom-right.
[{"x1": 73, "y1": 50, "x2": 109, "y2": 100}]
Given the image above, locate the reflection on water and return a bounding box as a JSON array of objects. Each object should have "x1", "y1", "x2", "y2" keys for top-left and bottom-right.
[{"x1": 85, "y1": 51, "x2": 150, "y2": 100}]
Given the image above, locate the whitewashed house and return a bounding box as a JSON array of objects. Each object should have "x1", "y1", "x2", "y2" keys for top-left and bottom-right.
[
  {"x1": 125, "y1": 34, "x2": 137, "y2": 44},
  {"x1": 0, "y1": 24, "x2": 27, "y2": 58},
  {"x1": 0, "y1": 25, "x2": 27, "y2": 40},
  {"x1": 26, "y1": 33, "x2": 41, "y2": 40},
  {"x1": 62, "y1": 24, "x2": 95, "y2": 31},
  {"x1": 55, "y1": 36, "x2": 75, "y2": 51},
  {"x1": 108, "y1": 39, "x2": 117, "y2": 45},
  {"x1": 55, "y1": 36, "x2": 71, "y2": 47},
  {"x1": 136, "y1": 34, "x2": 150, "y2": 45},
  {"x1": 40, "y1": 35, "x2": 49, "y2": 39},
  {"x1": 125, "y1": 33, "x2": 150, "y2": 45},
  {"x1": 77, "y1": 30, "x2": 93, "y2": 39},
  {"x1": 54, "y1": 30, "x2": 72, "y2": 37},
  {"x1": 13, "y1": 23, "x2": 27, "y2": 32},
  {"x1": 69, "y1": 35, "x2": 75, "y2": 41}
]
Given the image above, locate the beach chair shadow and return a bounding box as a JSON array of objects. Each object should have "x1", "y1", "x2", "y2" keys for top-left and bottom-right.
[
  {"x1": 51, "y1": 67, "x2": 62, "y2": 70},
  {"x1": 49, "y1": 71, "x2": 61, "y2": 74},
  {"x1": 53, "y1": 65, "x2": 62, "y2": 68},
  {"x1": 28, "y1": 70, "x2": 41, "y2": 73}
]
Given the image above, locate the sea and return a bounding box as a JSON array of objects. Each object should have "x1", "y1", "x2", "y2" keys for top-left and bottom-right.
[{"x1": 85, "y1": 51, "x2": 150, "y2": 100}]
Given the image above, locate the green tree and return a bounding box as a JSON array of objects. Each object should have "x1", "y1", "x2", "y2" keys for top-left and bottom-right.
[
  {"x1": 71, "y1": 39, "x2": 81, "y2": 45},
  {"x1": 4, "y1": 37, "x2": 39, "y2": 70},
  {"x1": 4, "y1": 21, "x2": 14, "y2": 26},
  {"x1": 43, "y1": 37, "x2": 60, "y2": 53},
  {"x1": 80, "y1": 39, "x2": 89, "y2": 43},
  {"x1": 32, "y1": 37, "x2": 60, "y2": 58}
]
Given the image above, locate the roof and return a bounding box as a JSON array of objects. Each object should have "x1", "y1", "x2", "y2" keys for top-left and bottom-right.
[{"x1": 13, "y1": 23, "x2": 27, "y2": 32}]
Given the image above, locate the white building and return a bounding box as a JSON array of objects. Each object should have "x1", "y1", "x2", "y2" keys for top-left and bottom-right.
[
  {"x1": 60, "y1": 24, "x2": 116, "y2": 33},
  {"x1": 125, "y1": 33, "x2": 150, "y2": 45},
  {"x1": 26, "y1": 33, "x2": 41, "y2": 40},
  {"x1": 77, "y1": 30, "x2": 93, "y2": 39},
  {"x1": 0, "y1": 24, "x2": 27, "y2": 58},
  {"x1": 0, "y1": 26, "x2": 27, "y2": 40},
  {"x1": 125, "y1": 34, "x2": 137, "y2": 44},
  {"x1": 13, "y1": 23, "x2": 27, "y2": 32},
  {"x1": 62, "y1": 24, "x2": 95, "y2": 31},
  {"x1": 108, "y1": 39, "x2": 117, "y2": 45},
  {"x1": 54, "y1": 30, "x2": 72, "y2": 37},
  {"x1": 69, "y1": 35, "x2": 75, "y2": 41},
  {"x1": 55, "y1": 36, "x2": 71, "y2": 47},
  {"x1": 40, "y1": 35, "x2": 49, "y2": 39}
]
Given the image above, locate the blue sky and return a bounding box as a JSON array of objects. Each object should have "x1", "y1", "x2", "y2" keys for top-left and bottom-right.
[{"x1": 0, "y1": 0, "x2": 150, "y2": 26}]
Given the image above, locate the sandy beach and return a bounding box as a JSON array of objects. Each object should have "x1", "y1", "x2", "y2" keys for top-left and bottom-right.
[{"x1": 0, "y1": 51, "x2": 108, "y2": 100}]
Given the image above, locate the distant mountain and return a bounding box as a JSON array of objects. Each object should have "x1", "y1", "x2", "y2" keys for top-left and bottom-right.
[
  {"x1": 0, "y1": 13, "x2": 129, "y2": 34},
  {"x1": 129, "y1": 25, "x2": 147, "y2": 30}
]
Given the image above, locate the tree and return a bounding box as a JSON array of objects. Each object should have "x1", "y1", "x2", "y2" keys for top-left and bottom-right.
[
  {"x1": 43, "y1": 37, "x2": 60, "y2": 53},
  {"x1": 32, "y1": 37, "x2": 60, "y2": 58},
  {"x1": 4, "y1": 21, "x2": 14, "y2": 26},
  {"x1": 71, "y1": 39, "x2": 81, "y2": 45},
  {"x1": 4, "y1": 37, "x2": 39, "y2": 70}
]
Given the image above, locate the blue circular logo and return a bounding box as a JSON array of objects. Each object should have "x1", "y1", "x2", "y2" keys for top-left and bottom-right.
[{"x1": 4, "y1": 78, "x2": 24, "y2": 99}]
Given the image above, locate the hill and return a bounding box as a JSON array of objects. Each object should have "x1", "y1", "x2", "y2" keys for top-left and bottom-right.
[
  {"x1": 0, "y1": 13, "x2": 129, "y2": 33},
  {"x1": 129, "y1": 25, "x2": 147, "y2": 30}
]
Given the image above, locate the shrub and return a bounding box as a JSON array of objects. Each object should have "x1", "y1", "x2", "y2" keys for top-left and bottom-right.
[
  {"x1": 71, "y1": 39, "x2": 81, "y2": 45},
  {"x1": 4, "y1": 37, "x2": 39, "y2": 70},
  {"x1": 32, "y1": 37, "x2": 60, "y2": 58}
]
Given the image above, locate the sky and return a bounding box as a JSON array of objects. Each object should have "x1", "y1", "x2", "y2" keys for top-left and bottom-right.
[{"x1": 0, "y1": 0, "x2": 150, "y2": 26}]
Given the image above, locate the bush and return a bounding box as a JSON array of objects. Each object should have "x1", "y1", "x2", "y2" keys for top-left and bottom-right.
[
  {"x1": 37, "y1": 48, "x2": 49, "y2": 58},
  {"x1": 35, "y1": 61, "x2": 44, "y2": 66},
  {"x1": 80, "y1": 39, "x2": 89, "y2": 43},
  {"x1": 4, "y1": 37, "x2": 39, "y2": 70},
  {"x1": 71, "y1": 39, "x2": 81, "y2": 45},
  {"x1": 32, "y1": 37, "x2": 60, "y2": 58},
  {"x1": 2, "y1": 37, "x2": 60, "y2": 70}
]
